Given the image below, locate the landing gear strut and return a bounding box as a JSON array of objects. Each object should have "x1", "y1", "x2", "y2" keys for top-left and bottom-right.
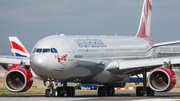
[
  {"x1": 135, "y1": 69, "x2": 154, "y2": 96},
  {"x1": 45, "y1": 78, "x2": 57, "y2": 97},
  {"x1": 98, "y1": 86, "x2": 115, "y2": 96}
]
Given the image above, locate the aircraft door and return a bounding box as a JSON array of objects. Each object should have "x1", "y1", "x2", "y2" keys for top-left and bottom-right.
[{"x1": 62, "y1": 42, "x2": 73, "y2": 61}]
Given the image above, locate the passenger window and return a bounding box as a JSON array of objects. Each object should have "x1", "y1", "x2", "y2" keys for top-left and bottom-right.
[
  {"x1": 36, "y1": 49, "x2": 42, "y2": 53},
  {"x1": 53, "y1": 48, "x2": 58, "y2": 53},
  {"x1": 43, "y1": 49, "x2": 50, "y2": 53}
]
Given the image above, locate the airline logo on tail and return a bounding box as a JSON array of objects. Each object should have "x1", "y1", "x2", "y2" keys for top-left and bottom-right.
[
  {"x1": 9, "y1": 37, "x2": 30, "y2": 57},
  {"x1": 136, "y1": 0, "x2": 152, "y2": 37}
]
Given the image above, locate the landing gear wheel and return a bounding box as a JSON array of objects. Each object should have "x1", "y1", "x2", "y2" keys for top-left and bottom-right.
[
  {"x1": 52, "y1": 89, "x2": 57, "y2": 97},
  {"x1": 98, "y1": 86, "x2": 106, "y2": 96},
  {"x1": 107, "y1": 86, "x2": 115, "y2": 96},
  {"x1": 57, "y1": 87, "x2": 64, "y2": 97},
  {"x1": 67, "y1": 87, "x2": 75, "y2": 97},
  {"x1": 147, "y1": 87, "x2": 154, "y2": 96},
  {"x1": 136, "y1": 87, "x2": 144, "y2": 96},
  {"x1": 45, "y1": 89, "x2": 51, "y2": 97}
]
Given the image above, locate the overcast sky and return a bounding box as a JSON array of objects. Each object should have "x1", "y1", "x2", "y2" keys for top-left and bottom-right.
[{"x1": 0, "y1": 0, "x2": 180, "y2": 55}]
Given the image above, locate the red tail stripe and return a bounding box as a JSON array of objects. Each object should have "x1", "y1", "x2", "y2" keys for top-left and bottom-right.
[{"x1": 10, "y1": 41, "x2": 28, "y2": 53}]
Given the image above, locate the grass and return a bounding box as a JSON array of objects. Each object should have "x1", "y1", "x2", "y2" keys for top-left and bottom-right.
[{"x1": 0, "y1": 87, "x2": 45, "y2": 95}]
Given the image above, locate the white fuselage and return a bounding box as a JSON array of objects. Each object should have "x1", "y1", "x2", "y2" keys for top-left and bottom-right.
[{"x1": 30, "y1": 35, "x2": 153, "y2": 84}]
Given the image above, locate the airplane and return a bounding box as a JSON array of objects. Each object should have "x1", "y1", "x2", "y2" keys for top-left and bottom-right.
[
  {"x1": 7, "y1": 36, "x2": 143, "y2": 90},
  {"x1": 1, "y1": 0, "x2": 180, "y2": 97}
]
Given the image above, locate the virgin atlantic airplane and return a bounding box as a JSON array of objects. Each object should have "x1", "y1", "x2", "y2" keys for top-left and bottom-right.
[{"x1": 1, "y1": 0, "x2": 180, "y2": 97}]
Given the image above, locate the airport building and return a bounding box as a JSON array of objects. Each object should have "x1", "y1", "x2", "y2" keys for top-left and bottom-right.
[
  {"x1": 154, "y1": 46, "x2": 180, "y2": 58},
  {"x1": 153, "y1": 46, "x2": 180, "y2": 73}
]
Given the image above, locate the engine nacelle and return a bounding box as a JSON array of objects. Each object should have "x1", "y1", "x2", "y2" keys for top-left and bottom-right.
[
  {"x1": 4, "y1": 68, "x2": 33, "y2": 92},
  {"x1": 148, "y1": 67, "x2": 176, "y2": 92}
]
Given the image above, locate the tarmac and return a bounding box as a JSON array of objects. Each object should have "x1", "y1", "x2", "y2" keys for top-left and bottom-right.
[{"x1": 1, "y1": 91, "x2": 180, "y2": 101}]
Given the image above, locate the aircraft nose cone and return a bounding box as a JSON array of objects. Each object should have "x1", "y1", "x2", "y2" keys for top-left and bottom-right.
[{"x1": 31, "y1": 54, "x2": 49, "y2": 68}]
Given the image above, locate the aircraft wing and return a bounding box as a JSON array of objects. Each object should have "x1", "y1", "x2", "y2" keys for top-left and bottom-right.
[
  {"x1": 0, "y1": 55, "x2": 30, "y2": 70},
  {"x1": 0, "y1": 55, "x2": 30, "y2": 65},
  {"x1": 153, "y1": 40, "x2": 180, "y2": 48},
  {"x1": 106, "y1": 57, "x2": 180, "y2": 75}
]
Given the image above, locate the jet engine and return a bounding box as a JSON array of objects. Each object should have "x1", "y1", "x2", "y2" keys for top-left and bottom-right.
[
  {"x1": 148, "y1": 67, "x2": 176, "y2": 92},
  {"x1": 4, "y1": 68, "x2": 33, "y2": 92}
]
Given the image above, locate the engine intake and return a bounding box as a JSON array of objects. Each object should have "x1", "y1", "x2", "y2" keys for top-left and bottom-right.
[
  {"x1": 4, "y1": 68, "x2": 33, "y2": 92},
  {"x1": 148, "y1": 67, "x2": 176, "y2": 92}
]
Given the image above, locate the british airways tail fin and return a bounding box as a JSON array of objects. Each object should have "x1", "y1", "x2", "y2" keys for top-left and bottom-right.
[
  {"x1": 9, "y1": 37, "x2": 30, "y2": 57},
  {"x1": 136, "y1": 0, "x2": 152, "y2": 37}
]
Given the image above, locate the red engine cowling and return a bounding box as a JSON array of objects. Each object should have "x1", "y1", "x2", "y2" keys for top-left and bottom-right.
[
  {"x1": 4, "y1": 68, "x2": 33, "y2": 92},
  {"x1": 148, "y1": 67, "x2": 176, "y2": 92}
]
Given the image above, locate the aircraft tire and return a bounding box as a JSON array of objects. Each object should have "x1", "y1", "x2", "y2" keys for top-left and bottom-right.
[
  {"x1": 52, "y1": 89, "x2": 57, "y2": 97},
  {"x1": 67, "y1": 87, "x2": 75, "y2": 97},
  {"x1": 57, "y1": 87, "x2": 64, "y2": 97},
  {"x1": 98, "y1": 87, "x2": 105, "y2": 96},
  {"x1": 147, "y1": 86, "x2": 154, "y2": 96},
  {"x1": 107, "y1": 86, "x2": 115, "y2": 96},
  {"x1": 136, "y1": 87, "x2": 144, "y2": 96},
  {"x1": 45, "y1": 89, "x2": 51, "y2": 97}
]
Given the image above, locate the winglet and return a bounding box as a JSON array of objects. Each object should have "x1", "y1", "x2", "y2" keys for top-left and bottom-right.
[
  {"x1": 9, "y1": 37, "x2": 30, "y2": 57},
  {"x1": 136, "y1": 0, "x2": 152, "y2": 37}
]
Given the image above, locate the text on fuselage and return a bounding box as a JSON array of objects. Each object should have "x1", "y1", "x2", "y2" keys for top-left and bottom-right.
[{"x1": 74, "y1": 39, "x2": 107, "y2": 48}]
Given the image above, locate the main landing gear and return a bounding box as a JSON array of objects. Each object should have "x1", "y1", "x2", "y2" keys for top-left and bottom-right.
[
  {"x1": 134, "y1": 69, "x2": 154, "y2": 96},
  {"x1": 44, "y1": 79, "x2": 75, "y2": 97},
  {"x1": 56, "y1": 82, "x2": 75, "y2": 97},
  {"x1": 98, "y1": 86, "x2": 115, "y2": 96}
]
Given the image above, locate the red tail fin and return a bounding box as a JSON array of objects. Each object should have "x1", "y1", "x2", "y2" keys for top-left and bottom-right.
[{"x1": 136, "y1": 0, "x2": 152, "y2": 37}]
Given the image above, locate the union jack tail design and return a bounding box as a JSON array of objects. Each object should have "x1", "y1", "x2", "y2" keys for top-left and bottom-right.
[{"x1": 9, "y1": 37, "x2": 30, "y2": 57}]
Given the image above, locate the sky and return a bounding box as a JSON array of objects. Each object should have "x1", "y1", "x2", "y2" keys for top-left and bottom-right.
[{"x1": 0, "y1": 0, "x2": 180, "y2": 55}]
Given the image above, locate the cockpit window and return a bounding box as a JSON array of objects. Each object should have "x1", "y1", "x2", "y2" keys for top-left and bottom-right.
[
  {"x1": 43, "y1": 49, "x2": 50, "y2": 53},
  {"x1": 53, "y1": 48, "x2": 58, "y2": 53},
  {"x1": 33, "y1": 48, "x2": 36, "y2": 53},
  {"x1": 36, "y1": 49, "x2": 42, "y2": 53},
  {"x1": 35, "y1": 48, "x2": 58, "y2": 53},
  {"x1": 51, "y1": 48, "x2": 55, "y2": 53}
]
